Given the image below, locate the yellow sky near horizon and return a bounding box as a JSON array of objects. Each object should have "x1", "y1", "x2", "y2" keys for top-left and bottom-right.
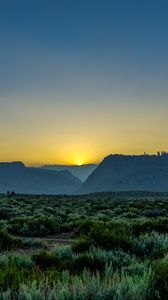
[{"x1": 0, "y1": 93, "x2": 167, "y2": 166}]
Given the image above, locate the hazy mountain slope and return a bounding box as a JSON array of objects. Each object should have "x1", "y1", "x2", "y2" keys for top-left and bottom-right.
[
  {"x1": 79, "y1": 154, "x2": 168, "y2": 193},
  {"x1": 0, "y1": 162, "x2": 81, "y2": 194},
  {"x1": 42, "y1": 164, "x2": 97, "y2": 181}
]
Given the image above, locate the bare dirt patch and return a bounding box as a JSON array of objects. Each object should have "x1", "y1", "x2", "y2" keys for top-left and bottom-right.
[{"x1": 0, "y1": 232, "x2": 74, "y2": 256}]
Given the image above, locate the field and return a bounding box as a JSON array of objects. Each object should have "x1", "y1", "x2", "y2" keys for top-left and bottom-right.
[{"x1": 0, "y1": 192, "x2": 168, "y2": 299}]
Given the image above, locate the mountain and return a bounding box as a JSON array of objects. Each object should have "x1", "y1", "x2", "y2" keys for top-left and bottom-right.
[
  {"x1": 42, "y1": 164, "x2": 97, "y2": 181},
  {"x1": 79, "y1": 154, "x2": 168, "y2": 193},
  {"x1": 0, "y1": 162, "x2": 81, "y2": 194}
]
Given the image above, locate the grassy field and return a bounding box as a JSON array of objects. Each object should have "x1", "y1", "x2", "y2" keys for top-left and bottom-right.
[{"x1": 0, "y1": 192, "x2": 168, "y2": 299}]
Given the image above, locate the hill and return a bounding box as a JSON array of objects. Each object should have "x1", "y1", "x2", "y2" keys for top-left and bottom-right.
[
  {"x1": 0, "y1": 162, "x2": 81, "y2": 194},
  {"x1": 79, "y1": 154, "x2": 168, "y2": 193},
  {"x1": 42, "y1": 164, "x2": 97, "y2": 181}
]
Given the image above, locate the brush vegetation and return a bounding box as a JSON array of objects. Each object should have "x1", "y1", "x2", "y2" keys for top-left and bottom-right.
[{"x1": 0, "y1": 192, "x2": 168, "y2": 299}]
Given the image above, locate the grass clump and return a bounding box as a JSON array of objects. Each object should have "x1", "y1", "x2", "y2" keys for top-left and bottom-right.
[{"x1": 32, "y1": 251, "x2": 59, "y2": 269}]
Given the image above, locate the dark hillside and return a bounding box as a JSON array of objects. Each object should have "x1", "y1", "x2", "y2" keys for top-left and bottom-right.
[
  {"x1": 79, "y1": 154, "x2": 168, "y2": 193},
  {"x1": 0, "y1": 162, "x2": 81, "y2": 194}
]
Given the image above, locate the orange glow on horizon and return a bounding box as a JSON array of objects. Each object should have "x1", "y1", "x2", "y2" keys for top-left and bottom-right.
[{"x1": 0, "y1": 94, "x2": 168, "y2": 166}]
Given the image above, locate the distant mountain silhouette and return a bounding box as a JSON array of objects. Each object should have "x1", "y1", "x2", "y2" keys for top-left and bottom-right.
[
  {"x1": 0, "y1": 162, "x2": 81, "y2": 194},
  {"x1": 79, "y1": 154, "x2": 168, "y2": 193},
  {"x1": 42, "y1": 164, "x2": 97, "y2": 181}
]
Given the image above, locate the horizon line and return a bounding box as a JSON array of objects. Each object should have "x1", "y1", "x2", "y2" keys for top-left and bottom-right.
[{"x1": 1, "y1": 150, "x2": 168, "y2": 167}]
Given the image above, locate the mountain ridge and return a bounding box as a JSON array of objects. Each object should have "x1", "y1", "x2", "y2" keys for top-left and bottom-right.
[
  {"x1": 79, "y1": 154, "x2": 168, "y2": 193},
  {"x1": 0, "y1": 161, "x2": 81, "y2": 194}
]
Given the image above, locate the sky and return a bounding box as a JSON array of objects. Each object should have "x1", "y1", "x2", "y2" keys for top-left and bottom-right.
[{"x1": 0, "y1": 0, "x2": 168, "y2": 166}]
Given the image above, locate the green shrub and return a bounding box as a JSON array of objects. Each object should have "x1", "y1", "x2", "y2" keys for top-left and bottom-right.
[
  {"x1": 73, "y1": 252, "x2": 104, "y2": 272},
  {"x1": 0, "y1": 263, "x2": 39, "y2": 295},
  {"x1": 32, "y1": 251, "x2": 59, "y2": 269},
  {"x1": 75, "y1": 219, "x2": 93, "y2": 235},
  {"x1": 87, "y1": 246, "x2": 133, "y2": 271},
  {"x1": 133, "y1": 217, "x2": 168, "y2": 236},
  {"x1": 0, "y1": 229, "x2": 43, "y2": 251},
  {"x1": 134, "y1": 232, "x2": 168, "y2": 258},
  {"x1": 0, "y1": 229, "x2": 23, "y2": 250},
  {"x1": 116, "y1": 267, "x2": 152, "y2": 300},
  {"x1": 89, "y1": 224, "x2": 133, "y2": 252},
  {"x1": 71, "y1": 238, "x2": 91, "y2": 253},
  {"x1": 10, "y1": 216, "x2": 61, "y2": 236},
  {"x1": 52, "y1": 245, "x2": 73, "y2": 260},
  {"x1": 9, "y1": 254, "x2": 34, "y2": 268},
  {"x1": 153, "y1": 255, "x2": 168, "y2": 299},
  {"x1": 18, "y1": 281, "x2": 45, "y2": 300}
]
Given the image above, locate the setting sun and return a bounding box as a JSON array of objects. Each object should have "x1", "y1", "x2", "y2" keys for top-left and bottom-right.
[{"x1": 76, "y1": 160, "x2": 83, "y2": 166}]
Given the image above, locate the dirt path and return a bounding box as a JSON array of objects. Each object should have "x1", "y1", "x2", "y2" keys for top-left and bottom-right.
[
  {"x1": 30, "y1": 232, "x2": 74, "y2": 246},
  {"x1": 0, "y1": 232, "x2": 74, "y2": 256}
]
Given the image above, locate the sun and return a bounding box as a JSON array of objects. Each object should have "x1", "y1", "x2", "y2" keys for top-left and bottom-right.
[{"x1": 76, "y1": 160, "x2": 83, "y2": 166}]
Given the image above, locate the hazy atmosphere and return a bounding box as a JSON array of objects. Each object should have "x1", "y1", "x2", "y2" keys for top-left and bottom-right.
[{"x1": 0, "y1": 0, "x2": 168, "y2": 165}]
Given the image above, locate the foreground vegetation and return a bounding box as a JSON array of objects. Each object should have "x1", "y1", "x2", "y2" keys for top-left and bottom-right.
[{"x1": 0, "y1": 192, "x2": 168, "y2": 299}]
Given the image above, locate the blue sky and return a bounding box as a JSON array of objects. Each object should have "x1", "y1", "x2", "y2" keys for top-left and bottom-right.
[{"x1": 0, "y1": 0, "x2": 168, "y2": 164}]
